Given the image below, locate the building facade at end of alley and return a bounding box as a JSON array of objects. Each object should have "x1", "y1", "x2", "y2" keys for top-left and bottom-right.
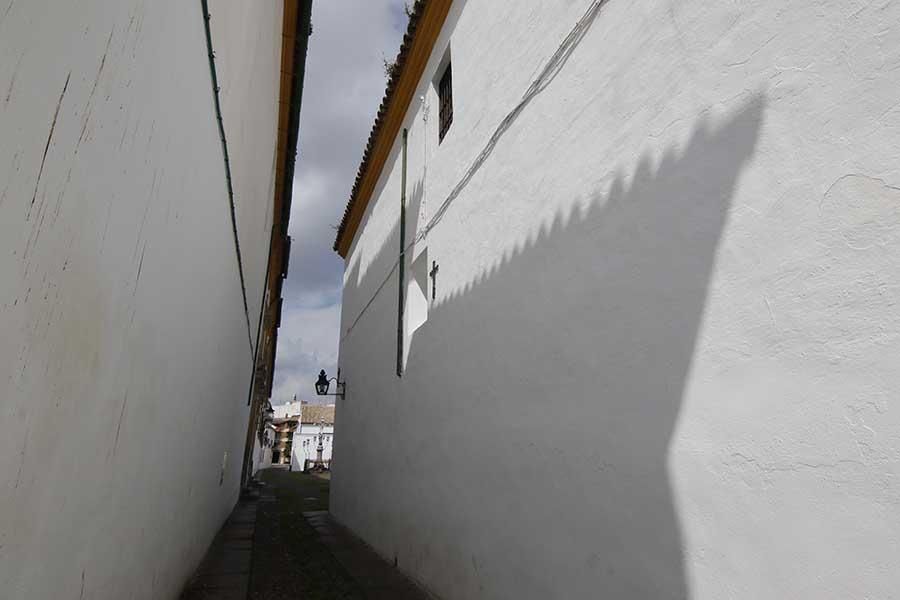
[
  {"x1": 330, "y1": 1, "x2": 900, "y2": 600},
  {"x1": 252, "y1": 400, "x2": 336, "y2": 472}
]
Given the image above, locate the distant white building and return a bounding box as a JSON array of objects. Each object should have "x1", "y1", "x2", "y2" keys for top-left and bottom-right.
[
  {"x1": 291, "y1": 404, "x2": 335, "y2": 471},
  {"x1": 251, "y1": 422, "x2": 276, "y2": 475},
  {"x1": 273, "y1": 396, "x2": 305, "y2": 419},
  {"x1": 267, "y1": 400, "x2": 337, "y2": 471}
]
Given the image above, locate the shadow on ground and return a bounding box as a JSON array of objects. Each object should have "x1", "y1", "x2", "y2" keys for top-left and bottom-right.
[{"x1": 249, "y1": 470, "x2": 360, "y2": 600}]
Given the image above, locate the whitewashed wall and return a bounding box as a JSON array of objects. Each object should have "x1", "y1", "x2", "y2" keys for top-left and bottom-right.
[
  {"x1": 333, "y1": 1, "x2": 900, "y2": 598},
  {"x1": 0, "y1": 1, "x2": 282, "y2": 598},
  {"x1": 273, "y1": 400, "x2": 305, "y2": 419},
  {"x1": 252, "y1": 424, "x2": 275, "y2": 475}
]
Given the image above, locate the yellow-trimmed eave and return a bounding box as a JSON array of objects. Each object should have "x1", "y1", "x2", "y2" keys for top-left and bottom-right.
[
  {"x1": 259, "y1": 0, "x2": 307, "y2": 372},
  {"x1": 334, "y1": 0, "x2": 452, "y2": 258},
  {"x1": 273, "y1": 0, "x2": 300, "y2": 235}
]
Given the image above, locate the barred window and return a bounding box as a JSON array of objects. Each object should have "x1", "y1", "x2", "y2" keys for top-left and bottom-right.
[{"x1": 438, "y1": 61, "x2": 453, "y2": 142}]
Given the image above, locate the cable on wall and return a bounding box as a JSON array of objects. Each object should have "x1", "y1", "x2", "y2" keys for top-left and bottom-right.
[
  {"x1": 200, "y1": 0, "x2": 255, "y2": 356},
  {"x1": 341, "y1": 0, "x2": 606, "y2": 341}
]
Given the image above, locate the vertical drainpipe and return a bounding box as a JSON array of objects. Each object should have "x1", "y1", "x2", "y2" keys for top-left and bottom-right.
[{"x1": 397, "y1": 128, "x2": 408, "y2": 377}]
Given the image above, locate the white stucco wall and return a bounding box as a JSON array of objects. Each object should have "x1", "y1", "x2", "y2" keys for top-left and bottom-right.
[
  {"x1": 0, "y1": 1, "x2": 282, "y2": 598},
  {"x1": 273, "y1": 400, "x2": 305, "y2": 419},
  {"x1": 251, "y1": 424, "x2": 275, "y2": 475},
  {"x1": 333, "y1": 1, "x2": 900, "y2": 599}
]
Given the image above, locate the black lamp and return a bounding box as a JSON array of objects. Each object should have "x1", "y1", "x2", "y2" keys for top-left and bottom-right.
[
  {"x1": 315, "y1": 370, "x2": 330, "y2": 395},
  {"x1": 315, "y1": 369, "x2": 345, "y2": 399}
]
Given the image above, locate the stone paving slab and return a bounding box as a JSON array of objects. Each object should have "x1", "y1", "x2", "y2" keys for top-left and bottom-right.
[
  {"x1": 198, "y1": 548, "x2": 252, "y2": 576},
  {"x1": 301, "y1": 510, "x2": 433, "y2": 600},
  {"x1": 220, "y1": 525, "x2": 254, "y2": 541},
  {"x1": 181, "y1": 490, "x2": 260, "y2": 599}
]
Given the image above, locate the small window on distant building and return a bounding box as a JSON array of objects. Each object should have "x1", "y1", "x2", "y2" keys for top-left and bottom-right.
[{"x1": 438, "y1": 61, "x2": 453, "y2": 142}]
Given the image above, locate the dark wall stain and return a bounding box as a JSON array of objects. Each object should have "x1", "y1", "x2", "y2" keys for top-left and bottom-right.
[
  {"x1": 133, "y1": 243, "x2": 147, "y2": 298},
  {"x1": 111, "y1": 392, "x2": 128, "y2": 458},
  {"x1": 0, "y1": 0, "x2": 14, "y2": 27},
  {"x1": 118, "y1": 117, "x2": 129, "y2": 150},
  {"x1": 76, "y1": 28, "x2": 115, "y2": 152},
  {"x1": 145, "y1": 118, "x2": 155, "y2": 152},
  {"x1": 4, "y1": 52, "x2": 23, "y2": 106},
  {"x1": 50, "y1": 166, "x2": 73, "y2": 227},
  {"x1": 28, "y1": 72, "x2": 70, "y2": 219},
  {"x1": 100, "y1": 197, "x2": 113, "y2": 254},
  {"x1": 132, "y1": 169, "x2": 157, "y2": 260},
  {"x1": 13, "y1": 426, "x2": 28, "y2": 489}
]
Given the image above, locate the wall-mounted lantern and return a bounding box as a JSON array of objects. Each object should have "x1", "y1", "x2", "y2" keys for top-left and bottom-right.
[{"x1": 315, "y1": 369, "x2": 346, "y2": 400}]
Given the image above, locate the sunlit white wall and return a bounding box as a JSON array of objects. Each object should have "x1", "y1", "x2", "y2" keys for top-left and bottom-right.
[{"x1": 333, "y1": 1, "x2": 900, "y2": 599}]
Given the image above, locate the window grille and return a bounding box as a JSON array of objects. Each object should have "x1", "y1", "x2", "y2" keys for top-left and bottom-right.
[{"x1": 438, "y1": 62, "x2": 453, "y2": 142}]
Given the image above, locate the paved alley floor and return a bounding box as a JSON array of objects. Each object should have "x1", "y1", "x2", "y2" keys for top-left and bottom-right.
[
  {"x1": 183, "y1": 470, "x2": 430, "y2": 599},
  {"x1": 180, "y1": 489, "x2": 259, "y2": 599}
]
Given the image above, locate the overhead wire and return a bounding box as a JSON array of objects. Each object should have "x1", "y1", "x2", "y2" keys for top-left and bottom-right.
[{"x1": 341, "y1": 0, "x2": 606, "y2": 341}]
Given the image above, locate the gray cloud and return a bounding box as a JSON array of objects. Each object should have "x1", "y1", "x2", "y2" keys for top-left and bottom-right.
[{"x1": 273, "y1": 0, "x2": 406, "y2": 404}]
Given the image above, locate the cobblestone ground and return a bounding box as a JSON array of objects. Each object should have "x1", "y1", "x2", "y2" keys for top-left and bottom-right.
[
  {"x1": 183, "y1": 470, "x2": 427, "y2": 599},
  {"x1": 248, "y1": 470, "x2": 361, "y2": 600}
]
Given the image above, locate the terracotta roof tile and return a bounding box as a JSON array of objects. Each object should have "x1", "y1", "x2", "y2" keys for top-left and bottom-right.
[{"x1": 301, "y1": 404, "x2": 335, "y2": 425}]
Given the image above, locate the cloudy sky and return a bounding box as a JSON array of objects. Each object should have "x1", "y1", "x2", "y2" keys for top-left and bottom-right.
[{"x1": 271, "y1": 1, "x2": 408, "y2": 406}]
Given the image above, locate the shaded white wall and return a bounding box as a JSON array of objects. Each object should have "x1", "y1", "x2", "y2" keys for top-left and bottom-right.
[
  {"x1": 0, "y1": 1, "x2": 282, "y2": 598},
  {"x1": 252, "y1": 425, "x2": 275, "y2": 475},
  {"x1": 333, "y1": 1, "x2": 900, "y2": 599}
]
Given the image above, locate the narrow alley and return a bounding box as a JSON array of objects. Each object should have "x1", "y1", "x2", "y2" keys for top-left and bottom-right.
[
  {"x1": 4, "y1": 0, "x2": 900, "y2": 598},
  {"x1": 182, "y1": 471, "x2": 430, "y2": 600}
]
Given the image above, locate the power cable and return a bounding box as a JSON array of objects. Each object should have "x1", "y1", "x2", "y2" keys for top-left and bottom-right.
[{"x1": 342, "y1": 0, "x2": 606, "y2": 340}]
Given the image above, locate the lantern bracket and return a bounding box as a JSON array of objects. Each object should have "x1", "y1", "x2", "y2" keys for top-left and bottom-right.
[{"x1": 315, "y1": 369, "x2": 346, "y2": 400}]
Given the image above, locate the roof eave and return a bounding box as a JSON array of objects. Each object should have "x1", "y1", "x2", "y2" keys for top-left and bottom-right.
[{"x1": 333, "y1": 0, "x2": 453, "y2": 257}]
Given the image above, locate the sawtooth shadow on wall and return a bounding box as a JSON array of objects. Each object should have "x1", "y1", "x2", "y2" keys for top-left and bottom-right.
[{"x1": 337, "y1": 94, "x2": 766, "y2": 599}]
